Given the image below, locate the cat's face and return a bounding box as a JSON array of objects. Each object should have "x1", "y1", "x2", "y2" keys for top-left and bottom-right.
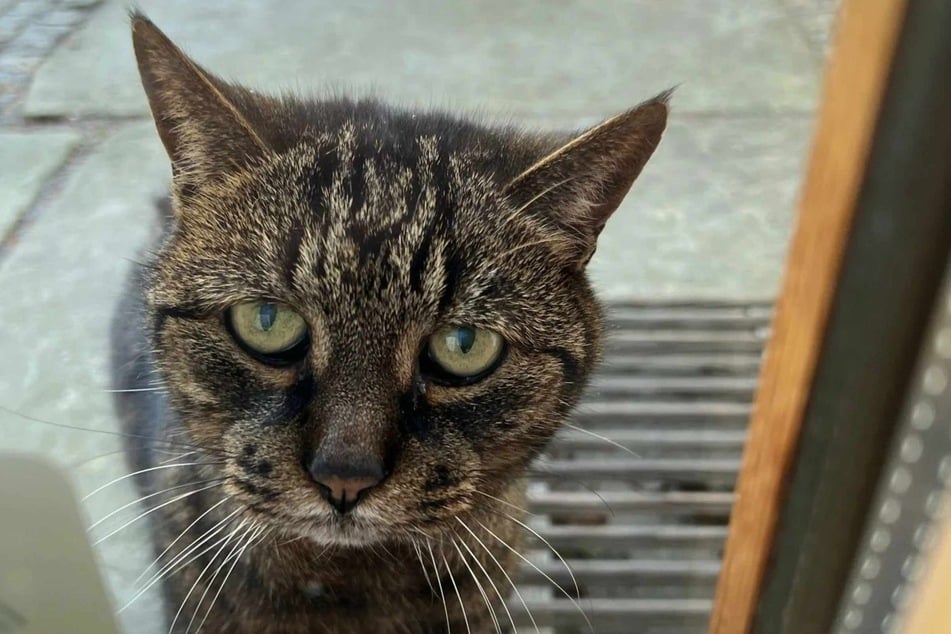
[
  {"x1": 133, "y1": 17, "x2": 667, "y2": 546},
  {"x1": 148, "y1": 133, "x2": 601, "y2": 545}
]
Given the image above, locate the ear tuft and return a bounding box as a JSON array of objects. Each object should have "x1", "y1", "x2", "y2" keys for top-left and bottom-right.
[{"x1": 505, "y1": 91, "x2": 671, "y2": 267}]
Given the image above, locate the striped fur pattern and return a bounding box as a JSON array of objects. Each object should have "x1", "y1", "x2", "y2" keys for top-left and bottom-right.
[{"x1": 111, "y1": 13, "x2": 668, "y2": 633}]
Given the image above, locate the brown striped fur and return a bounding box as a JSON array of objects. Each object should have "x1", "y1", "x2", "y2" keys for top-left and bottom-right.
[{"x1": 111, "y1": 12, "x2": 668, "y2": 633}]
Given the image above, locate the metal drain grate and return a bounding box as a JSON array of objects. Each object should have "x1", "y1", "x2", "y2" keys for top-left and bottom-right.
[{"x1": 514, "y1": 300, "x2": 771, "y2": 634}]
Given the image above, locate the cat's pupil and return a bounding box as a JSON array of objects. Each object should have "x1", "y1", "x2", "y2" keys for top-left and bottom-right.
[
  {"x1": 454, "y1": 327, "x2": 476, "y2": 354},
  {"x1": 257, "y1": 303, "x2": 278, "y2": 331}
]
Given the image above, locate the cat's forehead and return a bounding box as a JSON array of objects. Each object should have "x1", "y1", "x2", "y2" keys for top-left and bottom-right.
[
  {"x1": 256, "y1": 121, "x2": 504, "y2": 227},
  {"x1": 305, "y1": 137, "x2": 513, "y2": 322},
  {"x1": 158, "y1": 115, "x2": 568, "y2": 349},
  {"x1": 170, "y1": 125, "x2": 527, "y2": 326}
]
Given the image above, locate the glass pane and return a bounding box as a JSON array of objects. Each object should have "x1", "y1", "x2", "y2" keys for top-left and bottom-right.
[
  {"x1": 834, "y1": 268, "x2": 951, "y2": 634},
  {"x1": 0, "y1": 2, "x2": 838, "y2": 633}
]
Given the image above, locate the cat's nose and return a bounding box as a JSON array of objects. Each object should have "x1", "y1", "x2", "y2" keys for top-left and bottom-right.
[{"x1": 306, "y1": 455, "x2": 384, "y2": 514}]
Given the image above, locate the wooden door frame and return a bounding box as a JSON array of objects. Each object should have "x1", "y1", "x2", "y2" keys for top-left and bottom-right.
[{"x1": 709, "y1": 0, "x2": 951, "y2": 631}]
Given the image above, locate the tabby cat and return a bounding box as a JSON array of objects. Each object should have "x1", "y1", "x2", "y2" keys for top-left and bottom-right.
[{"x1": 111, "y1": 12, "x2": 668, "y2": 634}]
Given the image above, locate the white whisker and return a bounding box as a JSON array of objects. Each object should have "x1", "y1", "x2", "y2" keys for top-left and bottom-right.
[
  {"x1": 477, "y1": 520, "x2": 593, "y2": 634},
  {"x1": 426, "y1": 540, "x2": 451, "y2": 634},
  {"x1": 441, "y1": 550, "x2": 471, "y2": 634},
  {"x1": 82, "y1": 462, "x2": 216, "y2": 501},
  {"x1": 123, "y1": 508, "x2": 243, "y2": 611},
  {"x1": 67, "y1": 449, "x2": 125, "y2": 470},
  {"x1": 454, "y1": 525, "x2": 516, "y2": 634},
  {"x1": 473, "y1": 490, "x2": 534, "y2": 516},
  {"x1": 88, "y1": 479, "x2": 224, "y2": 531},
  {"x1": 456, "y1": 518, "x2": 539, "y2": 634},
  {"x1": 167, "y1": 518, "x2": 247, "y2": 634},
  {"x1": 411, "y1": 539, "x2": 436, "y2": 597},
  {"x1": 561, "y1": 422, "x2": 642, "y2": 459},
  {"x1": 159, "y1": 450, "x2": 199, "y2": 466},
  {"x1": 450, "y1": 537, "x2": 501, "y2": 634},
  {"x1": 92, "y1": 481, "x2": 224, "y2": 546},
  {"x1": 193, "y1": 523, "x2": 263, "y2": 633},
  {"x1": 132, "y1": 497, "x2": 232, "y2": 588},
  {"x1": 500, "y1": 511, "x2": 582, "y2": 600}
]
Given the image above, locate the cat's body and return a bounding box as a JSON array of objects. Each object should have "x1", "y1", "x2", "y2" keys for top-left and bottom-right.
[{"x1": 111, "y1": 13, "x2": 667, "y2": 633}]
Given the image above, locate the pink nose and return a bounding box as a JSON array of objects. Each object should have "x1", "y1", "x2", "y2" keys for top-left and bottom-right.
[{"x1": 306, "y1": 457, "x2": 384, "y2": 514}]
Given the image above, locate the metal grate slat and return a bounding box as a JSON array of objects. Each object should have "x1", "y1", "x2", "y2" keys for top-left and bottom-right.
[
  {"x1": 574, "y1": 401, "x2": 752, "y2": 428},
  {"x1": 519, "y1": 300, "x2": 767, "y2": 633},
  {"x1": 526, "y1": 490, "x2": 735, "y2": 516},
  {"x1": 515, "y1": 559, "x2": 722, "y2": 585},
  {"x1": 598, "y1": 353, "x2": 762, "y2": 377},
  {"x1": 553, "y1": 428, "x2": 748, "y2": 451},
  {"x1": 529, "y1": 525, "x2": 729, "y2": 550},
  {"x1": 530, "y1": 458, "x2": 740, "y2": 483},
  {"x1": 507, "y1": 598, "x2": 714, "y2": 630}
]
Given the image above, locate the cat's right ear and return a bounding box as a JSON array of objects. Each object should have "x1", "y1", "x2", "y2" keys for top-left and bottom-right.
[
  {"x1": 131, "y1": 12, "x2": 269, "y2": 184},
  {"x1": 504, "y1": 92, "x2": 669, "y2": 269}
]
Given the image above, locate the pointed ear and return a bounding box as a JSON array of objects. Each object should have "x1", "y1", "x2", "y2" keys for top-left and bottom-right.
[
  {"x1": 504, "y1": 92, "x2": 670, "y2": 267},
  {"x1": 131, "y1": 13, "x2": 270, "y2": 183}
]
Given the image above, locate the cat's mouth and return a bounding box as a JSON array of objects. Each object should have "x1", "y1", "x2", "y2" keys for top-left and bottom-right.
[
  {"x1": 257, "y1": 500, "x2": 392, "y2": 548},
  {"x1": 298, "y1": 514, "x2": 388, "y2": 547}
]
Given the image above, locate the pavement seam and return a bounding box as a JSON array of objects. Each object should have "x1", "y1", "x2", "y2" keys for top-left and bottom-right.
[
  {"x1": 0, "y1": 123, "x2": 113, "y2": 264},
  {"x1": 0, "y1": 0, "x2": 103, "y2": 122}
]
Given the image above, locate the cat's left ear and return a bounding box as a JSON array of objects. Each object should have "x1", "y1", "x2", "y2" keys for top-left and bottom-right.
[
  {"x1": 131, "y1": 12, "x2": 271, "y2": 185},
  {"x1": 504, "y1": 92, "x2": 670, "y2": 268}
]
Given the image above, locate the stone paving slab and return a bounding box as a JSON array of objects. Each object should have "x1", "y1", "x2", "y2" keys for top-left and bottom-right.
[
  {"x1": 0, "y1": 129, "x2": 79, "y2": 237},
  {"x1": 781, "y1": 0, "x2": 840, "y2": 57},
  {"x1": 592, "y1": 114, "x2": 813, "y2": 300},
  {"x1": 0, "y1": 0, "x2": 18, "y2": 22},
  {"x1": 0, "y1": 0, "x2": 101, "y2": 115},
  {"x1": 24, "y1": 0, "x2": 820, "y2": 119},
  {"x1": 0, "y1": 122, "x2": 170, "y2": 632},
  {"x1": 0, "y1": 0, "x2": 39, "y2": 46}
]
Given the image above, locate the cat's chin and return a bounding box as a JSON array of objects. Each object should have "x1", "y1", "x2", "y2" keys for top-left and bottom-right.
[
  {"x1": 270, "y1": 511, "x2": 391, "y2": 548},
  {"x1": 298, "y1": 523, "x2": 387, "y2": 548}
]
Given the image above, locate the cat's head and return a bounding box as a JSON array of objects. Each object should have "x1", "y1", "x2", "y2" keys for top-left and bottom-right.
[{"x1": 132, "y1": 14, "x2": 667, "y2": 546}]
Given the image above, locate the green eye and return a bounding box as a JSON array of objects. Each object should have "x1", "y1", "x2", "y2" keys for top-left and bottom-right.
[
  {"x1": 227, "y1": 301, "x2": 308, "y2": 360},
  {"x1": 425, "y1": 326, "x2": 505, "y2": 381}
]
